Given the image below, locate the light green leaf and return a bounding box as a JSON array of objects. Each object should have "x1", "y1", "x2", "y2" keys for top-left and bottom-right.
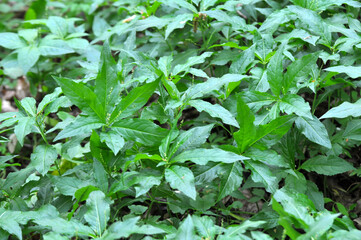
[
  {"x1": 325, "y1": 66, "x2": 361, "y2": 79},
  {"x1": 18, "y1": 29, "x2": 38, "y2": 42},
  {"x1": 168, "y1": 124, "x2": 214, "y2": 159},
  {"x1": 93, "y1": 159, "x2": 108, "y2": 193},
  {"x1": 112, "y1": 119, "x2": 168, "y2": 146},
  {"x1": 267, "y1": 46, "x2": 284, "y2": 97},
  {"x1": 14, "y1": 117, "x2": 36, "y2": 146},
  {"x1": 44, "y1": 96, "x2": 72, "y2": 116},
  {"x1": 54, "y1": 115, "x2": 104, "y2": 141},
  {"x1": 283, "y1": 52, "x2": 319, "y2": 93},
  {"x1": 162, "y1": 0, "x2": 198, "y2": 13},
  {"x1": 276, "y1": 29, "x2": 319, "y2": 45},
  {"x1": 183, "y1": 74, "x2": 245, "y2": 100},
  {"x1": 217, "y1": 162, "x2": 243, "y2": 201},
  {"x1": 245, "y1": 148, "x2": 289, "y2": 168},
  {"x1": 84, "y1": 191, "x2": 111, "y2": 236},
  {"x1": 173, "y1": 52, "x2": 212, "y2": 75},
  {"x1": 100, "y1": 129, "x2": 125, "y2": 155},
  {"x1": 165, "y1": 165, "x2": 196, "y2": 200},
  {"x1": 103, "y1": 217, "x2": 140, "y2": 239},
  {"x1": 51, "y1": 176, "x2": 89, "y2": 196},
  {"x1": 165, "y1": 13, "x2": 193, "y2": 39},
  {"x1": 46, "y1": 16, "x2": 67, "y2": 38},
  {"x1": 0, "y1": 33, "x2": 26, "y2": 49},
  {"x1": 301, "y1": 155, "x2": 355, "y2": 175},
  {"x1": 135, "y1": 16, "x2": 171, "y2": 31},
  {"x1": 95, "y1": 42, "x2": 119, "y2": 119},
  {"x1": 321, "y1": 99, "x2": 361, "y2": 119},
  {"x1": 273, "y1": 188, "x2": 314, "y2": 226},
  {"x1": 0, "y1": 209, "x2": 22, "y2": 240},
  {"x1": 298, "y1": 212, "x2": 339, "y2": 240},
  {"x1": 200, "y1": 0, "x2": 217, "y2": 10},
  {"x1": 20, "y1": 97, "x2": 37, "y2": 117},
  {"x1": 171, "y1": 148, "x2": 248, "y2": 165},
  {"x1": 241, "y1": 91, "x2": 276, "y2": 112},
  {"x1": 230, "y1": 45, "x2": 255, "y2": 74},
  {"x1": 109, "y1": 79, "x2": 159, "y2": 124},
  {"x1": 37, "y1": 87, "x2": 62, "y2": 114},
  {"x1": 31, "y1": 145, "x2": 57, "y2": 176},
  {"x1": 234, "y1": 96, "x2": 256, "y2": 153},
  {"x1": 175, "y1": 215, "x2": 196, "y2": 239},
  {"x1": 189, "y1": 100, "x2": 239, "y2": 127},
  {"x1": 245, "y1": 161, "x2": 278, "y2": 193},
  {"x1": 295, "y1": 116, "x2": 332, "y2": 149},
  {"x1": 279, "y1": 94, "x2": 312, "y2": 119},
  {"x1": 17, "y1": 46, "x2": 40, "y2": 73},
  {"x1": 39, "y1": 39, "x2": 74, "y2": 56},
  {"x1": 134, "y1": 171, "x2": 162, "y2": 197},
  {"x1": 54, "y1": 76, "x2": 105, "y2": 121}
]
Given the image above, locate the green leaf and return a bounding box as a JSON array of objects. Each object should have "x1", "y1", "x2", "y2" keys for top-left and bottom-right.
[
  {"x1": 0, "y1": 33, "x2": 26, "y2": 49},
  {"x1": 162, "y1": 0, "x2": 198, "y2": 13},
  {"x1": 234, "y1": 96, "x2": 256, "y2": 153},
  {"x1": 30, "y1": 145, "x2": 57, "y2": 176},
  {"x1": 165, "y1": 165, "x2": 196, "y2": 200},
  {"x1": 295, "y1": 116, "x2": 332, "y2": 149},
  {"x1": 46, "y1": 16, "x2": 67, "y2": 37},
  {"x1": 245, "y1": 161, "x2": 278, "y2": 193},
  {"x1": 51, "y1": 176, "x2": 89, "y2": 196},
  {"x1": 37, "y1": 87, "x2": 62, "y2": 114},
  {"x1": 325, "y1": 66, "x2": 361, "y2": 79},
  {"x1": 189, "y1": 100, "x2": 239, "y2": 127},
  {"x1": 283, "y1": 52, "x2": 319, "y2": 93},
  {"x1": 217, "y1": 162, "x2": 243, "y2": 201},
  {"x1": 175, "y1": 215, "x2": 196, "y2": 239},
  {"x1": 245, "y1": 148, "x2": 289, "y2": 168},
  {"x1": 165, "y1": 13, "x2": 193, "y2": 39},
  {"x1": 182, "y1": 74, "x2": 245, "y2": 101},
  {"x1": 54, "y1": 76, "x2": 105, "y2": 121},
  {"x1": 300, "y1": 155, "x2": 355, "y2": 175},
  {"x1": 84, "y1": 190, "x2": 111, "y2": 236},
  {"x1": 94, "y1": 42, "x2": 119, "y2": 120},
  {"x1": 221, "y1": 220, "x2": 266, "y2": 238},
  {"x1": 171, "y1": 148, "x2": 248, "y2": 165},
  {"x1": 173, "y1": 52, "x2": 213, "y2": 75},
  {"x1": 20, "y1": 97, "x2": 37, "y2": 117},
  {"x1": 17, "y1": 46, "x2": 40, "y2": 73},
  {"x1": 134, "y1": 171, "x2": 162, "y2": 197},
  {"x1": 39, "y1": 39, "x2": 74, "y2": 56},
  {"x1": 90, "y1": 130, "x2": 111, "y2": 167},
  {"x1": 241, "y1": 91, "x2": 277, "y2": 112},
  {"x1": 267, "y1": 46, "x2": 284, "y2": 97},
  {"x1": 298, "y1": 212, "x2": 339, "y2": 240},
  {"x1": 93, "y1": 159, "x2": 108, "y2": 193},
  {"x1": 321, "y1": 99, "x2": 361, "y2": 119},
  {"x1": 112, "y1": 118, "x2": 168, "y2": 146},
  {"x1": 54, "y1": 115, "x2": 104, "y2": 141},
  {"x1": 109, "y1": 79, "x2": 159, "y2": 124},
  {"x1": 0, "y1": 209, "x2": 22, "y2": 240},
  {"x1": 279, "y1": 94, "x2": 312, "y2": 119},
  {"x1": 167, "y1": 124, "x2": 214, "y2": 159},
  {"x1": 273, "y1": 188, "x2": 314, "y2": 226},
  {"x1": 276, "y1": 29, "x2": 319, "y2": 46},
  {"x1": 230, "y1": 45, "x2": 255, "y2": 74},
  {"x1": 100, "y1": 129, "x2": 125, "y2": 155},
  {"x1": 14, "y1": 117, "x2": 35, "y2": 146},
  {"x1": 103, "y1": 217, "x2": 140, "y2": 239}
]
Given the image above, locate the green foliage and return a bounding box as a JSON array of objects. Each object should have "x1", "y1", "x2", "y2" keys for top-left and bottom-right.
[{"x1": 1, "y1": 0, "x2": 361, "y2": 239}]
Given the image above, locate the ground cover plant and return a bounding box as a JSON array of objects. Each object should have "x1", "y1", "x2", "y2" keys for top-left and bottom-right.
[{"x1": 1, "y1": 0, "x2": 361, "y2": 239}]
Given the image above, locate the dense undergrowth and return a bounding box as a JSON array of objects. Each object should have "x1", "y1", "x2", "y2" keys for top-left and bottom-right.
[{"x1": 1, "y1": 0, "x2": 361, "y2": 239}]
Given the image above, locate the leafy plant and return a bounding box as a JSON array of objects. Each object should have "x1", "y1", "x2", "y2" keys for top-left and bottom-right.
[{"x1": 1, "y1": 0, "x2": 361, "y2": 239}]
